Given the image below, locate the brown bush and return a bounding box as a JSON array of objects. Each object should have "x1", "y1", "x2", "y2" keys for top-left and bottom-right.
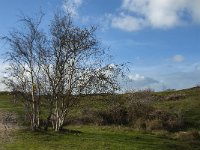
[
  {"x1": 97, "y1": 104, "x2": 128, "y2": 125},
  {"x1": 175, "y1": 131, "x2": 200, "y2": 141},
  {"x1": 66, "y1": 108, "x2": 102, "y2": 125},
  {"x1": 126, "y1": 89, "x2": 158, "y2": 104},
  {"x1": 126, "y1": 101, "x2": 154, "y2": 123},
  {"x1": 66, "y1": 90, "x2": 185, "y2": 132},
  {"x1": 148, "y1": 110, "x2": 184, "y2": 131},
  {"x1": 146, "y1": 119, "x2": 163, "y2": 131},
  {"x1": 165, "y1": 93, "x2": 186, "y2": 101},
  {"x1": 133, "y1": 118, "x2": 146, "y2": 130}
]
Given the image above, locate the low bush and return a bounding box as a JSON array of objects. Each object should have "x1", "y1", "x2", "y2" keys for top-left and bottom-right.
[
  {"x1": 165, "y1": 93, "x2": 186, "y2": 101},
  {"x1": 97, "y1": 103, "x2": 128, "y2": 125},
  {"x1": 67, "y1": 90, "x2": 185, "y2": 132},
  {"x1": 126, "y1": 101, "x2": 153, "y2": 124},
  {"x1": 133, "y1": 118, "x2": 146, "y2": 130},
  {"x1": 175, "y1": 131, "x2": 200, "y2": 141},
  {"x1": 125, "y1": 89, "x2": 157, "y2": 104},
  {"x1": 146, "y1": 119, "x2": 163, "y2": 131},
  {"x1": 147, "y1": 109, "x2": 184, "y2": 131}
]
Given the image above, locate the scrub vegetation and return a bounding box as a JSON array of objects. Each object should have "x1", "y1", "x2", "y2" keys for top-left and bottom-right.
[{"x1": 1, "y1": 87, "x2": 200, "y2": 150}]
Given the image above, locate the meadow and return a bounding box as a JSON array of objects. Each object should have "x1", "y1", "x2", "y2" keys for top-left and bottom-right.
[{"x1": 1, "y1": 87, "x2": 200, "y2": 150}]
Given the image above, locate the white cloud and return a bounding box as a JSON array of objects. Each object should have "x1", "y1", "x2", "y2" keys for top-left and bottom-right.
[
  {"x1": 123, "y1": 73, "x2": 160, "y2": 91},
  {"x1": 0, "y1": 60, "x2": 9, "y2": 91},
  {"x1": 128, "y1": 73, "x2": 145, "y2": 81},
  {"x1": 112, "y1": 0, "x2": 200, "y2": 31},
  {"x1": 63, "y1": 0, "x2": 83, "y2": 17},
  {"x1": 112, "y1": 13, "x2": 146, "y2": 31},
  {"x1": 127, "y1": 73, "x2": 159, "y2": 86},
  {"x1": 172, "y1": 54, "x2": 185, "y2": 62}
]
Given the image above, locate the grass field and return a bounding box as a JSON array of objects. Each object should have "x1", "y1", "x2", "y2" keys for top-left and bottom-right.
[
  {"x1": 1, "y1": 88, "x2": 200, "y2": 150},
  {"x1": 155, "y1": 87, "x2": 200, "y2": 130},
  {"x1": 3, "y1": 126, "x2": 200, "y2": 150}
]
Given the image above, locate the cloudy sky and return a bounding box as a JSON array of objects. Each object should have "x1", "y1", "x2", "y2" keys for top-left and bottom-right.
[{"x1": 0, "y1": 0, "x2": 200, "y2": 91}]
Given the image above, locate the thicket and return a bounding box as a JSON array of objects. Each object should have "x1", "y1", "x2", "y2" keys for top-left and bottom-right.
[{"x1": 72, "y1": 90, "x2": 185, "y2": 132}]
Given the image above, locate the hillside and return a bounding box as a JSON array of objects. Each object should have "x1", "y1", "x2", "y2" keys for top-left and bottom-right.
[{"x1": 0, "y1": 87, "x2": 200, "y2": 150}]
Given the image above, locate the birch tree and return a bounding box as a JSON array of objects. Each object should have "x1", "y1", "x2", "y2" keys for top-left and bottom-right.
[
  {"x1": 2, "y1": 14, "x2": 46, "y2": 131},
  {"x1": 41, "y1": 13, "x2": 123, "y2": 131},
  {"x1": 3, "y1": 12, "x2": 124, "y2": 132}
]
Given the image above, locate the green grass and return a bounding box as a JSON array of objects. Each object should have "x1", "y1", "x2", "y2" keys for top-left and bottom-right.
[
  {"x1": 0, "y1": 93, "x2": 23, "y2": 116},
  {"x1": 1, "y1": 88, "x2": 200, "y2": 150},
  {"x1": 0, "y1": 93, "x2": 12, "y2": 110},
  {"x1": 3, "y1": 125, "x2": 200, "y2": 150},
  {"x1": 155, "y1": 87, "x2": 200, "y2": 129}
]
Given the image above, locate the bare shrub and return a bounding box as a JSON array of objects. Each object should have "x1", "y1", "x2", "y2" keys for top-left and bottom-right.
[
  {"x1": 127, "y1": 101, "x2": 154, "y2": 124},
  {"x1": 133, "y1": 118, "x2": 146, "y2": 130},
  {"x1": 97, "y1": 103, "x2": 128, "y2": 125},
  {"x1": 175, "y1": 131, "x2": 200, "y2": 141},
  {"x1": 165, "y1": 93, "x2": 186, "y2": 101},
  {"x1": 0, "y1": 112, "x2": 19, "y2": 143},
  {"x1": 126, "y1": 89, "x2": 157, "y2": 104},
  {"x1": 145, "y1": 119, "x2": 163, "y2": 131},
  {"x1": 148, "y1": 110, "x2": 184, "y2": 131},
  {"x1": 73, "y1": 108, "x2": 102, "y2": 125},
  {"x1": 125, "y1": 90, "x2": 184, "y2": 131},
  {"x1": 125, "y1": 89, "x2": 155, "y2": 120}
]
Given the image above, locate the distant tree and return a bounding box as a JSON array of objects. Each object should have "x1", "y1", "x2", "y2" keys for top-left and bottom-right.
[{"x1": 2, "y1": 12, "x2": 124, "y2": 132}]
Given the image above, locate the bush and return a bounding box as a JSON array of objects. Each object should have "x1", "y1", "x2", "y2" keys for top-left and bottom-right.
[
  {"x1": 125, "y1": 90, "x2": 156, "y2": 125},
  {"x1": 126, "y1": 89, "x2": 157, "y2": 104},
  {"x1": 148, "y1": 110, "x2": 184, "y2": 131},
  {"x1": 175, "y1": 131, "x2": 200, "y2": 141},
  {"x1": 66, "y1": 90, "x2": 184, "y2": 132},
  {"x1": 126, "y1": 101, "x2": 153, "y2": 123},
  {"x1": 67, "y1": 108, "x2": 102, "y2": 125},
  {"x1": 146, "y1": 119, "x2": 163, "y2": 131},
  {"x1": 133, "y1": 118, "x2": 146, "y2": 130},
  {"x1": 165, "y1": 93, "x2": 186, "y2": 101},
  {"x1": 97, "y1": 103, "x2": 128, "y2": 125}
]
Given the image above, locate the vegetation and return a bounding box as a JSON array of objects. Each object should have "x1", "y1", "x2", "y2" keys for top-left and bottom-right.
[
  {"x1": 3, "y1": 126, "x2": 200, "y2": 150},
  {"x1": 0, "y1": 9, "x2": 200, "y2": 150},
  {"x1": 2, "y1": 12, "x2": 124, "y2": 131},
  {"x1": 1, "y1": 87, "x2": 200, "y2": 149}
]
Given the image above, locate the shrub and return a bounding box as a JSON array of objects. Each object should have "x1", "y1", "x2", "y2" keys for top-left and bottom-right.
[
  {"x1": 126, "y1": 101, "x2": 154, "y2": 123},
  {"x1": 175, "y1": 131, "x2": 200, "y2": 141},
  {"x1": 133, "y1": 118, "x2": 146, "y2": 130},
  {"x1": 148, "y1": 110, "x2": 184, "y2": 131},
  {"x1": 126, "y1": 89, "x2": 157, "y2": 104},
  {"x1": 165, "y1": 93, "x2": 186, "y2": 101},
  {"x1": 66, "y1": 90, "x2": 184, "y2": 132},
  {"x1": 97, "y1": 103, "x2": 128, "y2": 125},
  {"x1": 146, "y1": 119, "x2": 163, "y2": 131}
]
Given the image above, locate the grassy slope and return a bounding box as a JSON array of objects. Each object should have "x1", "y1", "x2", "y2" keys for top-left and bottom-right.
[
  {"x1": 155, "y1": 87, "x2": 200, "y2": 130},
  {"x1": 0, "y1": 93, "x2": 22, "y2": 113},
  {"x1": 1, "y1": 88, "x2": 200, "y2": 150}
]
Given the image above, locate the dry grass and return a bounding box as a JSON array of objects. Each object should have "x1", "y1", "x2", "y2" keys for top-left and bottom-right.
[{"x1": 175, "y1": 131, "x2": 200, "y2": 141}]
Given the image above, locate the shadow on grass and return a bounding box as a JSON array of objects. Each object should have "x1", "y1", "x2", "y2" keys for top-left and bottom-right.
[
  {"x1": 59, "y1": 128, "x2": 83, "y2": 135},
  {"x1": 22, "y1": 128, "x2": 83, "y2": 136}
]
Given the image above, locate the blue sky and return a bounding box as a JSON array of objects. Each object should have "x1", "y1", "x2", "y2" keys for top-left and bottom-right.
[{"x1": 0, "y1": 0, "x2": 200, "y2": 91}]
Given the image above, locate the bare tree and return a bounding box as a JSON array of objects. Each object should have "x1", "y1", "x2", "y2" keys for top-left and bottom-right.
[
  {"x1": 41, "y1": 13, "x2": 123, "y2": 131},
  {"x1": 2, "y1": 12, "x2": 124, "y2": 132},
  {"x1": 2, "y1": 14, "x2": 46, "y2": 131}
]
